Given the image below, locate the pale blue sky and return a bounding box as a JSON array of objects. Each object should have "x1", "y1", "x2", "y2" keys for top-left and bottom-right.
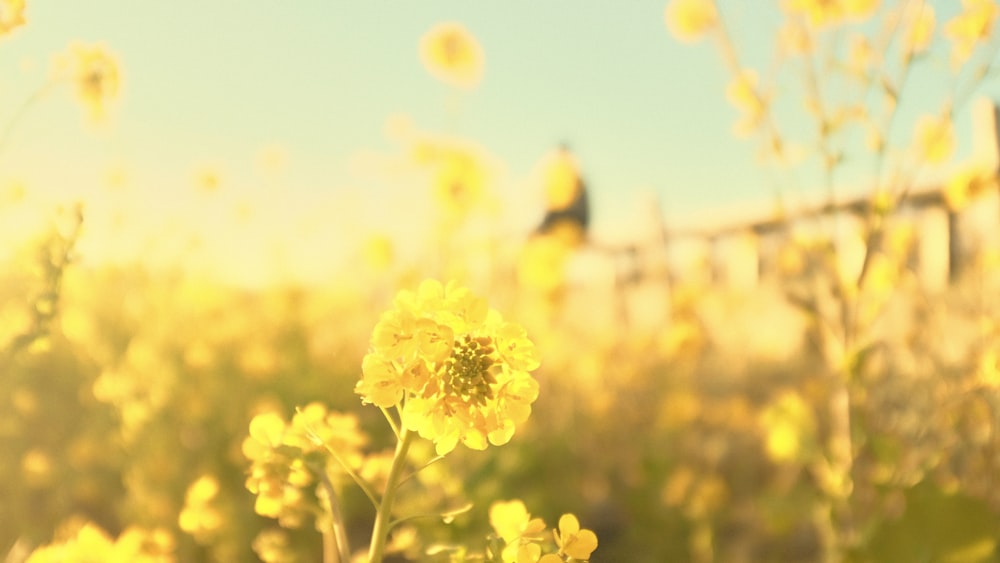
[{"x1": 0, "y1": 2, "x2": 997, "y2": 281}]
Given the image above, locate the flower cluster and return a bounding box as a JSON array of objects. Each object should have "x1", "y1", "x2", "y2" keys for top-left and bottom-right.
[
  {"x1": 419, "y1": 22, "x2": 484, "y2": 89},
  {"x1": 489, "y1": 500, "x2": 598, "y2": 563},
  {"x1": 52, "y1": 42, "x2": 121, "y2": 123},
  {"x1": 356, "y1": 279, "x2": 541, "y2": 455},
  {"x1": 25, "y1": 523, "x2": 175, "y2": 563},
  {"x1": 241, "y1": 404, "x2": 368, "y2": 527}
]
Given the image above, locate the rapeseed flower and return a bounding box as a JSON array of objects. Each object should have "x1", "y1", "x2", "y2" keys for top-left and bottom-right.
[
  {"x1": 419, "y1": 22, "x2": 483, "y2": 89},
  {"x1": 945, "y1": 0, "x2": 998, "y2": 66},
  {"x1": 25, "y1": 523, "x2": 175, "y2": 563},
  {"x1": 54, "y1": 43, "x2": 121, "y2": 123},
  {"x1": 552, "y1": 513, "x2": 599, "y2": 560},
  {"x1": 664, "y1": 0, "x2": 718, "y2": 43},
  {"x1": 489, "y1": 499, "x2": 547, "y2": 563},
  {"x1": 356, "y1": 279, "x2": 540, "y2": 455},
  {"x1": 902, "y1": 4, "x2": 935, "y2": 56},
  {"x1": 783, "y1": 0, "x2": 878, "y2": 27},
  {"x1": 913, "y1": 113, "x2": 955, "y2": 164},
  {"x1": 0, "y1": 0, "x2": 25, "y2": 37},
  {"x1": 726, "y1": 69, "x2": 766, "y2": 137}
]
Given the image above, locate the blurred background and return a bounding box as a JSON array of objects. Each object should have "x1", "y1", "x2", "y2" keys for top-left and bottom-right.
[{"x1": 3, "y1": 1, "x2": 1000, "y2": 561}]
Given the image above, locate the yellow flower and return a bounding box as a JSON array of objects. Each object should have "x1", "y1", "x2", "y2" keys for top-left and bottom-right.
[
  {"x1": 517, "y1": 233, "x2": 573, "y2": 294},
  {"x1": 54, "y1": 43, "x2": 121, "y2": 123},
  {"x1": 363, "y1": 235, "x2": 395, "y2": 273},
  {"x1": 419, "y1": 22, "x2": 484, "y2": 89},
  {"x1": 553, "y1": 513, "x2": 599, "y2": 560},
  {"x1": 784, "y1": 0, "x2": 842, "y2": 26},
  {"x1": 241, "y1": 412, "x2": 317, "y2": 528},
  {"x1": 411, "y1": 136, "x2": 492, "y2": 221},
  {"x1": 976, "y1": 349, "x2": 1000, "y2": 388},
  {"x1": 178, "y1": 475, "x2": 222, "y2": 540},
  {"x1": 944, "y1": 164, "x2": 998, "y2": 211},
  {"x1": 759, "y1": 390, "x2": 817, "y2": 463},
  {"x1": 913, "y1": 113, "x2": 955, "y2": 164},
  {"x1": 778, "y1": 20, "x2": 812, "y2": 56},
  {"x1": 489, "y1": 500, "x2": 547, "y2": 563},
  {"x1": 357, "y1": 280, "x2": 540, "y2": 455},
  {"x1": 664, "y1": 0, "x2": 718, "y2": 43},
  {"x1": 784, "y1": 0, "x2": 877, "y2": 26},
  {"x1": 0, "y1": 0, "x2": 26, "y2": 37},
  {"x1": 945, "y1": 0, "x2": 999, "y2": 66},
  {"x1": 902, "y1": 4, "x2": 935, "y2": 56},
  {"x1": 840, "y1": 0, "x2": 878, "y2": 20},
  {"x1": 726, "y1": 69, "x2": 766, "y2": 137},
  {"x1": 25, "y1": 523, "x2": 175, "y2": 563}
]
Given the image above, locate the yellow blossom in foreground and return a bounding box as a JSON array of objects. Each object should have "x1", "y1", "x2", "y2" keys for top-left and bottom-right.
[
  {"x1": 552, "y1": 513, "x2": 599, "y2": 560},
  {"x1": 913, "y1": 113, "x2": 955, "y2": 165},
  {"x1": 357, "y1": 280, "x2": 540, "y2": 455},
  {"x1": 490, "y1": 500, "x2": 547, "y2": 563},
  {"x1": 664, "y1": 0, "x2": 718, "y2": 43},
  {"x1": 945, "y1": 0, "x2": 999, "y2": 66},
  {"x1": 53, "y1": 42, "x2": 121, "y2": 123},
  {"x1": 419, "y1": 22, "x2": 483, "y2": 89},
  {"x1": 0, "y1": 0, "x2": 26, "y2": 37},
  {"x1": 26, "y1": 523, "x2": 175, "y2": 563}
]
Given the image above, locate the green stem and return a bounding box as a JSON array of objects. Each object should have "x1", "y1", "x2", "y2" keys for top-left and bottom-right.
[
  {"x1": 368, "y1": 428, "x2": 415, "y2": 563},
  {"x1": 315, "y1": 467, "x2": 350, "y2": 563}
]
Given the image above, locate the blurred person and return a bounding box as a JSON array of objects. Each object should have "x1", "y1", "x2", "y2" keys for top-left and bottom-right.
[{"x1": 536, "y1": 144, "x2": 589, "y2": 247}]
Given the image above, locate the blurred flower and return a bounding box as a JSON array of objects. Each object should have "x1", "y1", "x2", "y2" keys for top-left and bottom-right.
[
  {"x1": 356, "y1": 279, "x2": 540, "y2": 455},
  {"x1": 517, "y1": 232, "x2": 573, "y2": 294},
  {"x1": 552, "y1": 513, "x2": 598, "y2": 560},
  {"x1": 489, "y1": 499, "x2": 547, "y2": 563},
  {"x1": 286, "y1": 402, "x2": 367, "y2": 461},
  {"x1": 902, "y1": 4, "x2": 935, "y2": 56},
  {"x1": 726, "y1": 69, "x2": 766, "y2": 137},
  {"x1": 913, "y1": 113, "x2": 955, "y2": 164},
  {"x1": 363, "y1": 235, "x2": 395, "y2": 273},
  {"x1": 252, "y1": 529, "x2": 296, "y2": 563},
  {"x1": 664, "y1": 0, "x2": 718, "y2": 43},
  {"x1": 944, "y1": 163, "x2": 998, "y2": 211},
  {"x1": 419, "y1": 22, "x2": 483, "y2": 89},
  {"x1": 194, "y1": 166, "x2": 222, "y2": 194},
  {"x1": 976, "y1": 349, "x2": 1000, "y2": 388},
  {"x1": 25, "y1": 523, "x2": 175, "y2": 563},
  {"x1": 54, "y1": 43, "x2": 121, "y2": 123},
  {"x1": 178, "y1": 475, "x2": 223, "y2": 541},
  {"x1": 783, "y1": 0, "x2": 878, "y2": 26},
  {"x1": 0, "y1": 179, "x2": 26, "y2": 206},
  {"x1": 945, "y1": 0, "x2": 998, "y2": 66},
  {"x1": 759, "y1": 390, "x2": 817, "y2": 463},
  {"x1": 778, "y1": 19, "x2": 812, "y2": 56},
  {"x1": 242, "y1": 412, "x2": 315, "y2": 527},
  {"x1": 411, "y1": 135, "x2": 492, "y2": 222},
  {"x1": 0, "y1": 0, "x2": 25, "y2": 37}
]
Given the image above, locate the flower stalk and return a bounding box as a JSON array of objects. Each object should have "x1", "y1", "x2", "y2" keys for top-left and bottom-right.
[{"x1": 367, "y1": 427, "x2": 415, "y2": 563}]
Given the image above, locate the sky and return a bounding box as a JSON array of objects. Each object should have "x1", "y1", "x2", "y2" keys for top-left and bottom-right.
[{"x1": 0, "y1": 1, "x2": 997, "y2": 284}]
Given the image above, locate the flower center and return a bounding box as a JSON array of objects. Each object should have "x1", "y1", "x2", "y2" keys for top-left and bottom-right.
[{"x1": 442, "y1": 335, "x2": 497, "y2": 405}]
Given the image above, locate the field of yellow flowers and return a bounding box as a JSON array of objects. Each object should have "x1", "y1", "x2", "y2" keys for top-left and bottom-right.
[{"x1": 4, "y1": 1, "x2": 1000, "y2": 562}]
